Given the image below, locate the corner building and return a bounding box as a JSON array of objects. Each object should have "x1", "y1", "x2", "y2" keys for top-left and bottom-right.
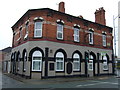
[{"x1": 11, "y1": 2, "x2": 114, "y2": 79}]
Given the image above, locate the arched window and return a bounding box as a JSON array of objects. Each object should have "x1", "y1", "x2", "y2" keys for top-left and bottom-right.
[
  {"x1": 88, "y1": 55, "x2": 93, "y2": 71},
  {"x1": 23, "y1": 52, "x2": 27, "y2": 71},
  {"x1": 11, "y1": 53, "x2": 14, "y2": 61},
  {"x1": 32, "y1": 51, "x2": 42, "y2": 71},
  {"x1": 73, "y1": 53, "x2": 80, "y2": 71},
  {"x1": 56, "y1": 52, "x2": 64, "y2": 71},
  {"x1": 103, "y1": 56, "x2": 108, "y2": 70},
  {"x1": 17, "y1": 53, "x2": 21, "y2": 70}
]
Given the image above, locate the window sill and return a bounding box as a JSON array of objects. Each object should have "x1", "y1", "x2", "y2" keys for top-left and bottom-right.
[
  {"x1": 73, "y1": 70, "x2": 81, "y2": 72},
  {"x1": 103, "y1": 69, "x2": 108, "y2": 71},
  {"x1": 56, "y1": 38, "x2": 64, "y2": 41},
  {"x1": 74, "y1": 41, "x2": 80, "y2": 43},
  {"x1": 56, "y1": 71, "x2": 65, "y2": 73},
  {"x1": 33, "y1": 37, "x2": 43, "y2": 39},
  {"x1": 89, "y1": 43, "x2": 94, "y2": 46},
  {"x1": 103, "y1": 46, "x2": 107, "y2": 48},
  {"x1": 31, "y1": 71, "x2": 42, "y2": 73}
]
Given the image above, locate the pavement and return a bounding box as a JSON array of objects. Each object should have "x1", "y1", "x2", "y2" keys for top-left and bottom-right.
[{"x1": 3, "y1": 73, "x2": 115, "y2": 85}]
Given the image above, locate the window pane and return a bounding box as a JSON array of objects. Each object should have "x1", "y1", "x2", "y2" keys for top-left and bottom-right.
[
  {"x1": 57, "y1": 62, "x2": 63, "y2": 70},
  {"x1": 89, "y1": 64, "x2": 93, "y2": 69},
  {"x1": 74, "y1": 28, "x2": 79, "y2": 42},
  {"x1": 103, "y1": 56, "x2": 108, "y2": 70},
  {"x1": 33, "y1": 61, "x2": 41, "y2": 70},
  {"x1": 56, "y1": 52, "x2": 64, "y2": 71},
  {"x1": 103, "y1": 35, "x2": 106, "y2": 46},
  {"x1": 89, "y1": 32, "x2": 93, "y2": 44},
  {"x1": 57, "y1": 24, "x2": 63, "y2": 32},
  {"x1": 58, "y1": 32, "x2": 62, "y2": 38},
  {"x1": 34, "y1": 22, "x2": 42, "y2": 37},
  {"x1": 73, "y1": 53, "x2": 80, "y2": 71},
  {"x1": 88, "y1": 60, "x2": 93, "y2": 70},
  {"x1": 35, "y1": 30, "x2": 42, "y2": 37},
  {"x1": 73, "y1": 62, "x2": 80, "y2": 70},
  {"x1": 56, "y1": 61, "x2": 63, "y2": 70},
  {"x1": 60, "y1": 62, "x2": 63, "y2": 70},
  {"x1": 74, "y1": 28, "x2": 79, "y2": 35},
  {"x1": 26, "y1": 24, "x2": 29, "y2": 33},
  {"x1": 74, "y1": 29, "x2": 77, "y2": 35},
  {"x1": 35, "y1": 22, "x2": 42, "y2": 29},
  {"x1": 103, "y1": 64, "x2": 108, "y2": 70},
  {"x1": 57, "y1": 24, "x2": 63, "y2": 39},
  {"x1": 90, "y1": 33, "x2": 92, "y2": 42}
]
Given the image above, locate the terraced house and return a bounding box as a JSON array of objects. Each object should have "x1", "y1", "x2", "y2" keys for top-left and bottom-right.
[{"x1": 11, "y1": 2, "x2": 114, "y2": 79}]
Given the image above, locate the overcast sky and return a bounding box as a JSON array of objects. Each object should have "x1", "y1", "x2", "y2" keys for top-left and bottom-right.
[{"x1": 0, "y1": 0, "x2": 119, "y2": 52}]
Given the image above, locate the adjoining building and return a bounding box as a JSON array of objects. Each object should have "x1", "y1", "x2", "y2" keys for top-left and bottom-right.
[
  {"x1": 11, "y1": 2, "x2": 114, "y2": 79},
  {"x1": 0, "y1": 47, "x2": 12, "y2": 73}
]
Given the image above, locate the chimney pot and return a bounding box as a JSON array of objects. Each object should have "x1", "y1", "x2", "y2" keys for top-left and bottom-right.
[
  {"x1": 58, "y1": 2, "x2": 65, "y2": 13},
  {"x1": 78, "y1": 15, "x2": 83, "y2": 19},
  {"x1": 95, "y1": 7, "x2": 106, "y2": 25}
]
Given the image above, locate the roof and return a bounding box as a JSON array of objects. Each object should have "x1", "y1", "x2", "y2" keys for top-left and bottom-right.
[
  {"x1": 1, "y1": 47, "x2": 12, "y2": 53},
  {"x1": 11, "y1": 8, "x2": 113, "y2": 31}
]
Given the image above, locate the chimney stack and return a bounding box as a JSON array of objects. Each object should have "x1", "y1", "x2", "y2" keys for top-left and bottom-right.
[
  {"x1": 95, "y1": 7, "x2": 106, "y2": 25},
  {"x1": 58, "y1": 2, "x2": 65, "y2": 13}
]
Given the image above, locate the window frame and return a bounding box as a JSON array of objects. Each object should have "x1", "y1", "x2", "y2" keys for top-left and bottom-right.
[
  {"x1": 34, "y1": 21, "x2": 43, "y2": 38},
  {"x1": 55, "y1": 52, "x2": 64, "y2": 71},
  {"x1": 23, "y1": 52, "x2": 27, "y2": 72},
  {"x1": 57, "y1": 24, "x2": 64, "y2": 40},
  {"x1": 17, "y1": 54, "x2": 21, "y2": 71},
  {"x1": 74, "y1": 28, "x2": 80, "y2": 42},
  {"x1": 103, "y1": 56, "x2": 108, "y2": 70},
  {"x1": 32, "y1": 51, "x2": 42, "y2": 71},
  {"x1": 73, "y1": 53, "x2": 80, "y2": 71},
  {"x1": 88, "y1": 55, "x2": 93, "y2": 71},
  {"x1": 24, "y1": 22, "x2": 29, "y2": 40},
  {"x1": 102, "y1": 34, "x2": 107, "y2": 47},
  {"x1": 89, "y1": 31, "x2": 94, "y2": 45},
  {"x1": 19, "y1": 27, "x2": 22, "y2": 39}
]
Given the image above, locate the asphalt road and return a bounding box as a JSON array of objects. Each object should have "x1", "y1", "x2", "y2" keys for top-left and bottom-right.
[{"x1": 2, "y1": 74, "x2": 119, "y2": 89}]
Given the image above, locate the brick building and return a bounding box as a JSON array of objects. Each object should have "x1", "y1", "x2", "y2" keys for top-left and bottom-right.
[
  {"x1": 11, "y1": 2, "x2": 114, "y2": 79},
  {"x1": 0, "y1": 47, "x2": 12, "y2": 73}
]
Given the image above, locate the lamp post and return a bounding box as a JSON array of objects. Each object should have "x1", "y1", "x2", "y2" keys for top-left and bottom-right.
[
  {"x1": 113, "y1": 15, "x2": 119, "y2": 57},
  {"x1": 113, "y1": 15, "x2": 120, "y2": 76}
]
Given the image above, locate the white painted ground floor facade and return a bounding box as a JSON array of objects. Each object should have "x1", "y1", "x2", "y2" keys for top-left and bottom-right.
[{"x1": 11, "y1": 41, "x2": 114, "y2": 79}]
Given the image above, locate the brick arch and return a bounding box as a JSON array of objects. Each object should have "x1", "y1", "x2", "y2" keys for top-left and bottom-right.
[
  {"x1": 16, "y1": 51, "x2": 21, "y2": 61},
  {"x1": 22, "y1": 49, "x2": 27, "y2": 61},
  {"x1": 106, "y1": 54, "x2": 110, "y2": 63},
  {"x1": 29, "y1": 47, "x2": 44, "y2": 61},
  {"x1": 54, "y1": 48, "x2": 67, "y2": 60},
  {"x1": 90, "y1": 51, "x2": 96, "y2": 60},
  {"x1": 14, "y1": 51, "x2": 17, "y2": 61},
  {"x1": 11, "y1": 52, "x2": 14, "y2": 61},
  {"x1": 72, "y1": 50, "x2": 83, "y2": 60}
]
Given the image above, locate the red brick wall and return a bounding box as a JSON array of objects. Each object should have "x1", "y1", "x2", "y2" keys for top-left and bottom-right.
[{"x1": 12, "y1": 9, "x2": 113, "y2": 50}]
